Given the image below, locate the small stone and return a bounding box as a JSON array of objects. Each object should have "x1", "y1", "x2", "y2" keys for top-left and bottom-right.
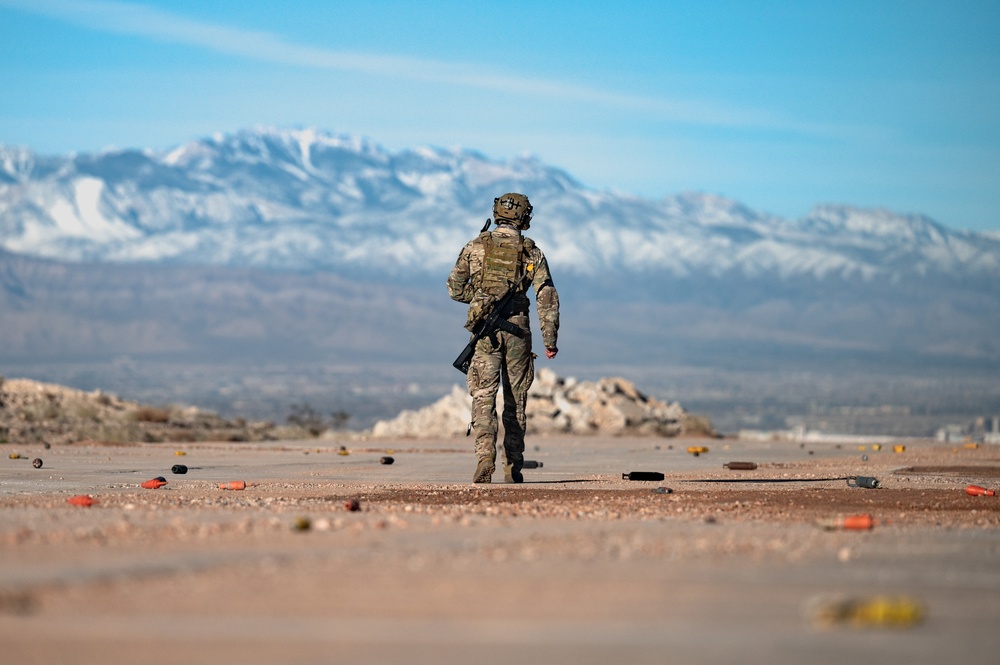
[
  {"x1": 344, "y1": 498, "x2": 361, "y2": 512},
  {"x1": 0, "y1": 591, "x2": 35, "y2": 615}
]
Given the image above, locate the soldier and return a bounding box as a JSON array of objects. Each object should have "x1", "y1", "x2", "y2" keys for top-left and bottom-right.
[{"x1": 447, "y1": 193, "x2": 560, "y2": 483}]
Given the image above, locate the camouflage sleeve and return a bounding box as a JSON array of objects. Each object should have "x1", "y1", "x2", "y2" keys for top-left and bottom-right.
[
  {"x1": 447, "y1": 243, "x2": 475, "y2": 304},
  {"x1": 530, "y1": 250, "x2": 559, "y2": 349}
]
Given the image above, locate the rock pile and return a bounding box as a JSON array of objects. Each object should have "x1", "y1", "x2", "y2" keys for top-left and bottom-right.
[
  {"x1": 368, "y1": 385, "x2": 473, "y2": 440},
  {"x1": 369, "y1": 368, "x2": 715, "y2": 439},
  {"x1": 0, "y1": 377, "x2": 278, "y2": 445}
]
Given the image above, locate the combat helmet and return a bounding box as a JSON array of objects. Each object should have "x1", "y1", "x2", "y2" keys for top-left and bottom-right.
[{"x1": 493, "y1": 192, "x2": 533, "y2": 230}]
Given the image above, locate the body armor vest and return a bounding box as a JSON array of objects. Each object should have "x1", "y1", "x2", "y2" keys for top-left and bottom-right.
[
  {"x1": 478, "y1": 231, "x2": 525, "y2": 297},
  {"x1": 462, "y1": 229, "x2": 536, "y2": 333}
]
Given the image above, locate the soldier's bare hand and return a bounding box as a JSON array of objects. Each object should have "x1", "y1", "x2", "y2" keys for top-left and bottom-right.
[{"x1": 545, "y1": 347, "x2": 558, "y2": 359}]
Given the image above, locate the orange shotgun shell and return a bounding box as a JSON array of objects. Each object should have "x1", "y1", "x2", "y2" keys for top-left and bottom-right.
[
  {"x1": 219, "y1": 481, "x2": 247, "y2": 490},
  {"x1": 841, "y1": 514, "x2": 875, "y2": 530},
  {"x1": 67, "y1": 495, "x2": 95, "y2": 507},
  {"x1": 141, "y1": 478, "x2": 168, "y2": 489},
  {"x1": 966, "y1": 485, "x2": 996, "y2": 497}
]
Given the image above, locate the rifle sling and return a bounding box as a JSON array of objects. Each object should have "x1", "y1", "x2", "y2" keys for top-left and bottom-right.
[{"x1": 494, "y1": 318, "x2": 527, "y2": 338}]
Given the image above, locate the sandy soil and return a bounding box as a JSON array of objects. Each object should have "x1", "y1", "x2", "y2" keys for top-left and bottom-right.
[{"x1": 1, "y1": 435, "x2": 999, "y2": 664}]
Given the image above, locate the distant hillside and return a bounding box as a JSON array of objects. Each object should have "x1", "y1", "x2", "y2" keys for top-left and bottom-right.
[
  {"x1": 0, "y1": 376, "x2": 280, "y2": 445},
  {"x1": 2, "y1": 244, "x2": 998, "y2": 372}
]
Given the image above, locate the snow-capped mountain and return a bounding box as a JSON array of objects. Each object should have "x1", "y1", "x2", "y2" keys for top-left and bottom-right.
[
  {"x1": 2, "y1": 127, "x2": 997, "y2": 282},
  {"x1": 3, "y1": 128, "x2": 1000, "y2": 426}
]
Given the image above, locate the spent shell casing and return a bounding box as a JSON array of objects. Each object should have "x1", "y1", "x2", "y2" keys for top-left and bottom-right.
[{"x1": 623, "y1": 471, "x2": 665, "y2": 481}]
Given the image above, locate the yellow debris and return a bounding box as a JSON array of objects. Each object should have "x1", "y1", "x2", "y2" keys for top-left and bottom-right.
[{"x1": 809, "y1": 595, "x2": 925, "y2": 629}]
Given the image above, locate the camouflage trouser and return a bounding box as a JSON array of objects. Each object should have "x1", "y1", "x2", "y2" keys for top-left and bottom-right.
[{"x1": 466, "y1": 313, "x2": 534, "y2": 467}]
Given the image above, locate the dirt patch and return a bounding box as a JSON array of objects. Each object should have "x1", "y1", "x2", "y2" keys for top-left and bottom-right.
[
  {"x1": 350, "y1": 486, "x2": 1000, "y2": 528},
  {"x1": 895, "y1": 465, "x2": 1000, "y2": 478}
]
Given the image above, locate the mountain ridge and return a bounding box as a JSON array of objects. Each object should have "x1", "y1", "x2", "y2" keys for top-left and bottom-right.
[{"x1": 2, "y1": 126, "x2": 998, "y2": 283}]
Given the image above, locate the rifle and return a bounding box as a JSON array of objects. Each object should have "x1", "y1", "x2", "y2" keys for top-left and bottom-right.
[{"x1": 452, "y1": 282, "x2": 527, "y2": 374}]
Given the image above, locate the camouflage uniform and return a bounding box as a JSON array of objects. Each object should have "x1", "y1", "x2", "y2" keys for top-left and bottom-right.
[{"x1": 447, "y1": 193, "x2": 559, "y2": 483}]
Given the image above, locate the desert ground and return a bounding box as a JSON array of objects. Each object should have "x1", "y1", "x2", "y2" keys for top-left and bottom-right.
[{"x1": 1, "y1": 433, "x2": 998, "y2": 664}]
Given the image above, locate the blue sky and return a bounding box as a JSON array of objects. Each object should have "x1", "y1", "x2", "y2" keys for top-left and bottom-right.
[{"x1": 1, "y1": 0, "x2": 998, "y2": 231}]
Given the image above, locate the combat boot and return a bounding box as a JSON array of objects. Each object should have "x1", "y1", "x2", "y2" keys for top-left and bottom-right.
[
  {"x1": 503, "y1": 460, "x2": 523, "y2": 484},
  {"x1": 473, "y1": 457, "x2": 495, "y2": 484}
]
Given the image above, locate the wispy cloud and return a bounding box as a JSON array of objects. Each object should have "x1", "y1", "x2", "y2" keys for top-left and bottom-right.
[{"x1": 2, "y1": 0, "x2": 843, "y2": 137}]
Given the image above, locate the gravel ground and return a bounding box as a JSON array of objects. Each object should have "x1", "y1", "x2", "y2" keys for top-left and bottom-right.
[{"x1": 1, "y1": 435, "x2": 999, "y2": 664}]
